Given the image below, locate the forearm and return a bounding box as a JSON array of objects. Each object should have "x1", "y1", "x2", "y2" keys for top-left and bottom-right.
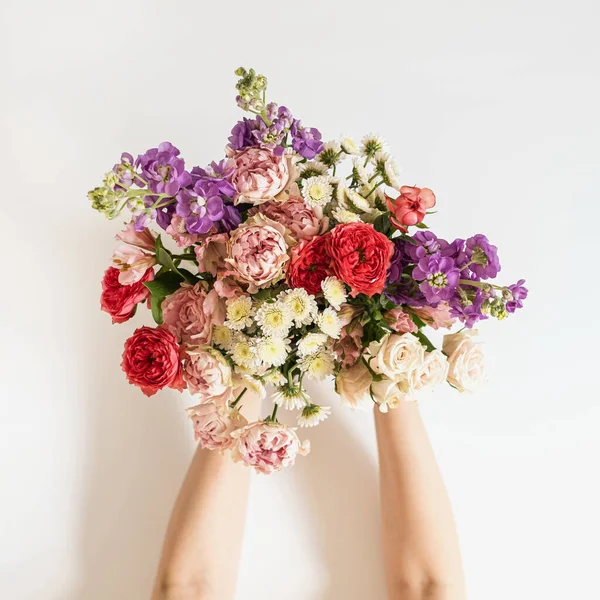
[
  {"x1": 151, "y1": 396, "x2": 260, "y2": 600},
  {"x1": 374, "y1": 402, "x2": 466, "y2": 600}
]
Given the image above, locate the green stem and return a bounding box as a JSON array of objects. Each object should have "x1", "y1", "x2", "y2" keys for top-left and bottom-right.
[
  {"x1": 365, "y1": 179, "x2": 383, "y2": 199},
  {"x1": 171, "y1": 254, "x2": 198, "y2": 261},
  {"x1": 459, "y1": 279, "x2": 503, "y2": 291},
  {"x1": 269, "y1": 404, "x2": 279, "y2": 422},
  {"x1": 230, "y1": 387, "x2": 247, "y2": 409}
]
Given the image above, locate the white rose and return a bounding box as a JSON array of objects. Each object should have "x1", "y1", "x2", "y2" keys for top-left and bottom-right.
[
  {"x1": 370, "y1": 377, "x2": 408, "y2": 413},
  {"x1": 442, "y1": 330, "x2": 487, "y2": 393},
  {"x1": 369, "y1": 333, "x2": 425, "y2": 382},
  {"x1": 335, "y1": 361, "x2": 372, "y2": 410},
  {"x1": 408, "y1": 349, "x2": 449, "y2": 395}
]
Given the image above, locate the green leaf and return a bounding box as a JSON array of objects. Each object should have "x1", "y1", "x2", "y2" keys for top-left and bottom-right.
[
  {"x1": 412, "y1": 328, "x2": 436, "y2": 352},
  {"x1": 414, "y1": 222, "x2": 429, "y2": 229},
  {"x1": 143, "y1": 271, "x2": 183, "y2": 325},
  {"x1": 373, "y1": 213, "x2": 392, "y2": 237},
  {"x1": 400, "y1": 233, "x2": 418, "y2": 245},
  {"x1": 154, "y1": 236, "x2": 197, "y2": 284}
]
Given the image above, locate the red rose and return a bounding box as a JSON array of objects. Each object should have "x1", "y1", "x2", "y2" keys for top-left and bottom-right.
[
  {"x1": 121, "y1": 326, "x2": 186, "y2": 397},
  {"x1": 327, "y1": 223, "x2": 394, "y2": 298},
  {"x1": 386, "y1": 186, "x2": 436, "y2": 232},
  {"x1": 286, "y1": 234, "x2": 333, "y2": 295},
  {"x1": 100, "y1": 267, "x2": 154, "y2": 324}
]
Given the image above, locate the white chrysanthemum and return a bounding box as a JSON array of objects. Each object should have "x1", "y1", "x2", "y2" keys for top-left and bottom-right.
[
  {"x1": 255, "y1": 336, "x2": 291, "y2": 367},
  {"x1": 302, "y1": 176, "x2": 333, "y2": 208},
  {"x1": 300, "y1": 160, "x2": 329, "y2": 177},
  {"x1": 332, "y1": 207, "x2": 362, "y2": 224},
  {"x1": 360, "y1": 133, "x2": 385, "y2": 157},
  {"x1": 321, "y1": 276, "x2": 347, "y2": 310},
  {"x1": 279, "y1": 288, "x2": 318, "y2": 326},
  {"x1": 317, "y1": 141, "x2": 343, "y2": 167},
  {"x1": 234, "y1": 367, "x2": 267, "y2": 399},
  {"x1": 340, "y1": 136, "x2": 359, "y2": 155},
  {"x1": 298, "y1": 332, "x2": 329, "y2": 357},
  {"x1": 298, "y1": 404, "x2": 332, "y2": 427},
  {"x1": 230, "y1": 335, "x2": 257, "y2": 368},
  {"x1": 213, "y1": 325, "x2": 234, "y2": 351},
  {"x1": 384, "y1": 157, "x2": 401, "y2": 190},
  {"x1": 371, "y1": 151, "x2": 401, "y2": 190},
  {"x1": 351, "y1": 157, "x2": 372, "y2": 186},
  {"x1": 263, "y1": 368, "x2": 287, "y2": 386},
  {"x1": 317, "y1": 307, "x2": 343, "y2": 338},
  {"x1": 299, "y1": 350, "x2": 335, "y2": 380},
  {"x1": 347, "y1": 189, "x2": 374, "y2": 213},
  {"x1": 225, "y1": 295, "x2": 254, "y2": 330},
  {"x1": 255, "y1": 301, "x2": 294, "y2": 337},
  {"x1": 272, "y1": 384, "x2": 309, "y2": 410}
]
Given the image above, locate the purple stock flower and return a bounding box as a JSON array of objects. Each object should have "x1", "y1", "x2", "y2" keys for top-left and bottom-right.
[
  {"x1": 505, "y1": 279, "x2": 528, "y2": 313},
  {"x1": 404, "y1": 231, "x2": 449, "y2": 262},
  {"x1": 112, "y1": 152, "x2": 139, "y2": 189},
  {"x1": 228, "y1": 117, "x2": 259, "y2": 151},
  {"x1": 449, "y1": 292, "x2": 488, "y2": 328},
  {"x1": 290, "y1": 120, "x2": 324, "y2": 159},
  {"x1": 464, "y1": 234, "x2": 501, "y2": 279},
  {"x1": 412, "y1": 253, "x2": 461, "y2": 304},
  {"x1": 221, "y1": 204, "x2": 242, "y2": 232},
  {"x1": 191, "y1": 161, "x2": 237, "y2": 198},
  {"x1": 384, "y1": 280, "x2": 427, "y2": 308},
  {"x1": 136, "y1": 142, "x2": 191, "y2": 196},
  {"x1": 387, "y1": 239, "x2": 409, "y2": 284},
  {"x1": 251, "y1": 116, "x2": 287, "y2": 154},
  {"x1": 176, "y1": 180, "x2": 226, "y2": 235}
]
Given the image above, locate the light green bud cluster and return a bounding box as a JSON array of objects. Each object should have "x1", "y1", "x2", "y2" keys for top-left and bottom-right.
[{"x1": 235, "y1": 67, "x2": 268, "y2": 112}]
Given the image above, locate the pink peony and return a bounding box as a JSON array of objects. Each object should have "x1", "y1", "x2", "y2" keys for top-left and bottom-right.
[
  {"x1": 182, "y1": 346, "x2": 233, "y2": 405},
  {"x1": 250, "y1": 196, "x2": 328, "y2": 241},
  {"x1": 386, "y1": 186, "x2": 436, "y2": 232},
  {"x1": 384, "y1": 308, "x2": 418, "y2": 333},
  {"x1": 230, "y1": 147, "x2": 291, "y2": 205},
  {"x1": 194, "y1": 232, "x2": 229, "y2": 277},
  {"x1": 166, "y1": 215, "x2": 201, "y2": 248},
  {"x1": 412, "y1": 303, "x2": 456, "y2": 330},
  {"x1": 231, "y1": 421, "x2": 310, "y2": 474},
  {"x1": 225, "y1": 214, "x2": 290, "y2": 293},
  {"x1": 162, "y1": 283, "x2": 225, "y2": 345},
  {"x1": 188, "y1": 403, "x2": 247, "y2": 451}
]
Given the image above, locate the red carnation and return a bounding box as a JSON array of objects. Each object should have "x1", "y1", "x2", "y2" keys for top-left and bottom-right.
[
  {"x1": 100, "y1": 267, "x2": 154, "y2": 324},
  {"x1": 121, "y1": 326, "x2": 186, "y2": 397},
  {"x1": 286, "y1": 234, "x2": 333, "y2": 295},
  {"x1": 327, "y1": 223, "x2": 394, "y2": 298}
]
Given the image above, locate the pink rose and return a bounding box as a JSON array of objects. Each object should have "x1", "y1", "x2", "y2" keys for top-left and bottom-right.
[
  {"x1": 230, "y1": 147, "x2": 291, "y2": 205},
  {"x1": 333, "y1": 320, "x2": 364, "y2": 368},
  {"x1": 100, "y1": 267, "x2": 154, "y2": 324},
  {"x1": 412, "y1": 303, "x2": 456, "y2": 330},
  {"x1": 188, "y1": 403, "x2": 247, "y2": 451},
  {"x1": 386, "y1": 186, "x2": 436, "y2": 232},
  {"x1": 110, "y1": 223, "x2": 157, "y2": 285},
  {"x1": 194, "y1": 232, "x2": 229, "y2": 277},
  {"x1": 162, "y1": 283, "x2": 225, "y2": 345},
  {"x1": 384, "y1": 308, "x2": 418, "y2": 333},
  {"x1": 166, "y1": 215, "x2": 201, "y2": 248},
  {"x1": 231, "y1": 422, "x2": 310, "y2": 474},
  {"x1": 251, "y1": 196, "x2": 328, "y2": 241},
  {"x1": 182, "y1": 346, "x2": 233, "y2": 405},
  {"x1": 225, "y1": 214, "x2": 290, "y2": 292}
]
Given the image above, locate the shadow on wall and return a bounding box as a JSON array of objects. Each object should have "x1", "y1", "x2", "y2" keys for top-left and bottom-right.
[{"x1": 294, "y1": 383, "x2": 388, "y2": 600}]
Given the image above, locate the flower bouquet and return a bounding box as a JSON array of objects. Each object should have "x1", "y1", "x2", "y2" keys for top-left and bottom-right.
[{"x1": 89, "y1": 67, "x2": 527, "y2": 474}]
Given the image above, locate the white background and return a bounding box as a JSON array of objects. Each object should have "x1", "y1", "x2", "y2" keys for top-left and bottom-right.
[{"x1": 2, "y1": 1, "x2": 599, "y2": 598}]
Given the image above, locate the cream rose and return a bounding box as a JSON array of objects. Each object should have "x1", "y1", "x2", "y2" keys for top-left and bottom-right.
[
  {"x1": 369, "y1": 333, "x2": 425, "y2": 382},
  {"x1": 370, "y1": 377, "x2": 407, "y2": 412},
  {"x1": 408, "y1": 349, "x2": 449, "y2": 395},
  {"x1": 182, "y1": 346, "x2": 233, "y2": 405},
  {"x1": 188, "y1": 402, "x2": 247, "y2": 452},
  {"x1": 335, "y1": 360, "x2": 372, "y2": 410},
  {"x1": 442, "y1": 330, "x2": 487, "y2": 393}
]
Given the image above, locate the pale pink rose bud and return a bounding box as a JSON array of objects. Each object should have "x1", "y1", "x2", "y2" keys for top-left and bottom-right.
[
  {"x1": 231, "y1": 421, "x2": 310, "y2": 474},
  {"x1": 188, "y1": 402, "x2": 247, "y2": 452},
  {"x1": 412, "y1": 303, "x2": 456, "y2": 330},
  {"x1": 384, "y1": 308, "x2": 418, "y2": 333}
]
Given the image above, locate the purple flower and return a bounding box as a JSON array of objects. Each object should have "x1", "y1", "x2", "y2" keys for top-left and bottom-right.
[
  {"x1": 387, "y1": 239, "x2": 409, "y2": 284},
  {"x1": 449, "y1": 292, "x2": 488, "y2": 328},
  {"x1": 384, "y1": 280, "x2": 427, "y2": 308},
  {"x1": 290, "y1": 120, "x2": 324, "y2": 159},
  {"x1": 505, "y1": 279, "x2": 528, "y2": 313},
  {"x1": 412, "y1": 253, "x2": 461, "y2": 304},
  {"x1": 136, "y1": 142, "x2": 191, "y2": 196},
  {"x1": 112, "y1": 152, "x2": 139, "y2": 189},
  {"x1": 228, "y1": 118, "x2": 259, "y2": 151},
  {"x1": 251, "y1": 116, "x2": 287, "y2": 154},
  {"x1": 221, "y1": 204, "x2": 242, "y2": 232},
  {"x1": 404, "y1": 231, "x2": 449, "y2": 262},
  {"x1": 191, "y1": 161, "x2": 237, "y2": 198},
  {"x1": 464, "y1": 234, "x2": 501, "y2": 279},
  {"x1": 175, "y1": 181, "x2": 225, "y2": 235}
]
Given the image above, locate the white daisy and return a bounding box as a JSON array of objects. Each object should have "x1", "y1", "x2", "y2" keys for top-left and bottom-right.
[
  {"x1": 230, "y1": 334, "x2": 257, "y2": 368},
  {"x1": 255, "y1": 336, "x2": 291, "y2": 367},
  {"x1": 317, "y1": 307, "x2": 343, "y2": 339},
  {"x1": 360, "y1": 133, "x2": 385, "y2": 157},
  {"x1": 234, "y1": 367, "x2": 267, "y2": 399},
  {"x1": 351, "y1": 157, "x2": 372, "y2": 186},
  {"x1": 317, "y1": 141, "x2": 343, "y2": 167},
  {"x1": 298, "y1": 404, "x2": 332, "y2": 428},
  {"x1": 279, "y1": 288, "x2": 318, "y2": 326},
  {"x1": 299, "y1": 349, "x2": 335, "y2": 380},
  {"x1": 372, "y1": 151, "x2": 401, "y2": 190},
  {"x1": 300, "y1": 161, "x2": 329, "y2": 178},
  {"x1": 347, "y1": 189, "x2": 374, "y2": 213},
  {"x1": 321, "y1": 276, "x2": 347, "y2": 310},
  {"x1": 255, "y1": 301, "x2": 294, "y2": 337},
  {"x1": 272, "y1": 384, "x2": 309, "y2": 410},
  {"x1": 298, "y1": 332, "x2": 329, "y2": 357},
  {"x1": 225, "y1": 295, "x2": 254, "y2": 330},
  {"x1": 302, "y1": 176, "x2": 334, "y2": 208},
  {"x1": 263, "y1": 368, "x2": 287, "y2": 386},
  {"x1": 213, "y1": 325, "x2": 234, "y2": 351},
  {"x1": 340, "y1": 136, "x2": 359, "y2": 155},
  {"x1": 332, "y1": 207, "x2": 362, "y2": 224}
]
